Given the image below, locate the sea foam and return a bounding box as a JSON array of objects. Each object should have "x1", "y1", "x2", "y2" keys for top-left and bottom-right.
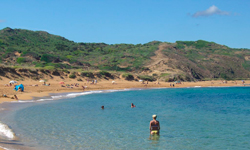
[
  {"x1": 0, "y1": 122, "x2": 15, "y2": 139},
  {"x1": 0, "y1": 89, "x2": 131, "y2": 140}
]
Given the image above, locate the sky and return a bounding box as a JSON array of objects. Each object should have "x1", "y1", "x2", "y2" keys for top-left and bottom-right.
[{"x1": 0, "y1": 0, "x2": 250, "y2": 48}]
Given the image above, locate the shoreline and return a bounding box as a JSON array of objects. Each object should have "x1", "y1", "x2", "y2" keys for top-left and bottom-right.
[
  {"x1": 0, "y1": 78, "x2": 245, "y2": 102},
  {"x1": 0, "y1": 78, "x2": 247, "y2": 104},
  {"x1": 0, "y1": 79, "x2": 248, "y2": 150}
]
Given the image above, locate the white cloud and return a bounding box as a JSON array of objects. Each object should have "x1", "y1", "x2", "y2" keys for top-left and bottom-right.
[{"x1": 192, "y1": 5, "x2": 230, "y2": 17}]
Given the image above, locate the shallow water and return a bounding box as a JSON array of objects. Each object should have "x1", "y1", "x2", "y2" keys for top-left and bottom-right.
[{"x1": 1, "y1": 87, "x2": 250, "y2": 150}]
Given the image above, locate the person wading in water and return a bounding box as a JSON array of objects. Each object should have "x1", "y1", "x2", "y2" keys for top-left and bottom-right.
[{"x1": 149, "y1": 114, "x2": 160, "y2": 135}]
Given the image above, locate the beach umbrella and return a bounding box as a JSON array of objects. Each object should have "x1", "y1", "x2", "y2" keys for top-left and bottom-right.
[
  {"x1": 39, "y1": 80, "x2": 45, "y2": 82},
  {"x1": 59, "y1": 81, "x2": 65, "y2": 84},
  {"x1": 9, "y1": 80, "x2": 17, "y2": 84}
]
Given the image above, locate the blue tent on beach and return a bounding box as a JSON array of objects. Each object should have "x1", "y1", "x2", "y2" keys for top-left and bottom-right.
[{"x1": 14, "y1": 84, "x2": 24, "y2": 92}]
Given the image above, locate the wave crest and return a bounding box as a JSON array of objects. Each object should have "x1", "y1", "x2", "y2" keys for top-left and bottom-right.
[{"x1": 0, "y1": 122, "x2": 15, "y2": 139}]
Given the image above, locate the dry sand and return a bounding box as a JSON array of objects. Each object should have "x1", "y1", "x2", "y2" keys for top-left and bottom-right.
[
  {"x1": 0, "y1": 77, "x2": 247, "y2": 150},
  {"x1": 0, "y1": 77, "x2": 247, "y2": 103}
]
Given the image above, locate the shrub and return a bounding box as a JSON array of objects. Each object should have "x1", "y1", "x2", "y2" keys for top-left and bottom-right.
[
  {"x1": 16, "y1": 57, "x2": 26, "y2": 64},
  {"x1": 176, "y1": 41, "x2": 195, "y2": 47},
  {"x1": 220, "y1": 73, "x2": 231, "y2": 80},
  {"x1": 40, "y1": 54, "x2": 56, "y2": 63},
  {"x1": 39, "y1": 69, "x2": 46, "y2": 74},
  {"x1": 69, "y1": 74, "x2": 76, "y2": 79},
  {"x1": 35, "y1": 62, "x2": 45, "y2": 67},
  {"x1": 194, "y1": 40, "x2": 212, "y2": 49},
  {"x1": 62, "y1": 69, "x2": 70, "y2": 73},
  {"x1": 80, "y1": 71, "x2": 94, "y2": 78},
  {"x1": 242, "y1": 61, "x2": 250, "y2": 71},
  {"x1": 138, "y1": 75, "x2": 156, "y2": 81},
  {"x1": 99, "y1": 71, "x2": 112, "y2": 77},
  {"x1": 152, "y1": 73, "x2": 158, "y2": 77},
  {"x1": 52, "y1": 70, "x2": 60, "y2": 76},
  {"x1": 165, "y1": 78, "x2": 174, "y2": 82},
  {"x1": 176, "y1": 43, "x2": 185, "y2": 49},
  {"x1": 122, "y1": 73, "x2": 134, "y2": 80},
  {"x1": 21, "y1": 51, "x2": 40, "y2": 60},
  {"x1": 77, "y1": 78, "x2": 82, "y2": 81}
]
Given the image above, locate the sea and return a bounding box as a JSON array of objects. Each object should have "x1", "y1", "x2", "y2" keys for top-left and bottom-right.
[{"x1": 0, "y1": 87, "x2": 249, "y2": 150}]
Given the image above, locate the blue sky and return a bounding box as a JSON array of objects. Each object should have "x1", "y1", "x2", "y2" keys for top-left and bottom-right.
[{"x1": 0, "y1": 0, "x2": 250, "y2": 48}]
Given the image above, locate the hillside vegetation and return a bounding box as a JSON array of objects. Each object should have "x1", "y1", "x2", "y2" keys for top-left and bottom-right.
[{"x1": 1, "y1": 27, "x2": 250, "y2": 81}]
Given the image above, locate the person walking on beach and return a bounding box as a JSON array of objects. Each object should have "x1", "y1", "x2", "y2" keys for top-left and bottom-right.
[{"x1": 149, "y1": 114, "x2": 160, "y2": 135}]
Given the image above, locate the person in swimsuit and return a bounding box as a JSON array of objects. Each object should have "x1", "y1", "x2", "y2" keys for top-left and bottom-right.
[
  {"x1": 131, "y1": 103, "x2": 136, "y2": 108},
  {"x1": 149, "y1": 114, "x2": 160, "y2": 135}
]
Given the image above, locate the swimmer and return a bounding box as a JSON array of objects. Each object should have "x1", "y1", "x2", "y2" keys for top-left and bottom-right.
[
  {"x1": 101, "y1": 106, "x2": 104, "y2": 109},
  {"x1": 149, "y1": 114, "x2": 160, "y2": 135},
  {"x1": 131, "y1": 103, "x2": 136, "y2": 108}
]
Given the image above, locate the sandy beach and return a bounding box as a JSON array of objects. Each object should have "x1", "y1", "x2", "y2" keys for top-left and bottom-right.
[
  {"x1": 0, "y1": 77, "x2": 248, "y2": 150},
  {"x1": 0, "y1": 76, "x2": 247, "y2": 104}
]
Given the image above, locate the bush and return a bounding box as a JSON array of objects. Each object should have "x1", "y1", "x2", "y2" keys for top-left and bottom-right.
[
  {"x1": 62, "y1": 69, "x2": 70, "y2": 73},
  {"x1": 52, "y1": 70, "x2": 60, "y2": 76},
  {"x1": 194, "y1": 40, "x2": 212, "y2": 49},
  {"x1": 35, "y1": 62, "x2": 45, "y2": 67},
  {"x1": 176, "y1": 41, "x2": 195, "y2": 47},
  {"x1": 39, "y1": 69, "x2": 46, "y2": 74},
  {"x1": 80, "y1": 71, "x2": 94, "y2": 78},
  {"x1": 138, "y1": 75, "x2": 156, "y2": 81},
  {"x1": 152, "y1": 73, "x2": 158, "y2": 77},
  {"x1": 165, "y1": 78, "x2": 174, "y2": 82},
  {"x1": 69, "y1": 74, "x2": 76, "y2": 78},
  {"x1": 220, "y1": 73, "x2": 231, "y2": 80},
  {"x1": 16, "y1": 57, "x2": 26, "y2": 64},
  {"x1": 122, "y1": 73, "x2": 134, "y2": 80},
  {"x1": 99, "y1": 71, "x2": 112, "y2": 77},
  {"x1": 21, "y1": 51, "x2": 40, "y2": 60},
  {"x1": 40, "y1": 54, "x2": 56, "y2": 63},
  {"x1": 77, "y1": 78, "x2": 82, "y2": 81},
  {"x1": 242, "y1": 61, "x2": 250, "y2": 71}
]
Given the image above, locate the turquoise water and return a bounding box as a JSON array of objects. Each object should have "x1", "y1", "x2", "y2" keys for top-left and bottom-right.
[{"x1": 1, "y1": 87, "x2": 250, "y2": 150}]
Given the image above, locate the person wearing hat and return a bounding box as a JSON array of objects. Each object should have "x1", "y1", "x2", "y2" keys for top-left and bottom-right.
[{"x1": 149, "y1": 114, "x2": 160, "y2": 135}]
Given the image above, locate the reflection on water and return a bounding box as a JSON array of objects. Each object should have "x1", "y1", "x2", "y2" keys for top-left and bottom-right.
[{"x1": 149, "y1": 134, "x2": 160, "y2": 143}]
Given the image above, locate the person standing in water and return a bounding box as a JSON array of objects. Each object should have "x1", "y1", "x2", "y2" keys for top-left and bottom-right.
[{"x1": 149, "y1": 114, "x2": 160, "y2": 135}]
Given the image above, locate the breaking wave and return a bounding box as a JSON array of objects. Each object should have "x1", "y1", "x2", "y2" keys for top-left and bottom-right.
[{"x1": 0, "y1": 122, "x2": 15, "y2": 140}]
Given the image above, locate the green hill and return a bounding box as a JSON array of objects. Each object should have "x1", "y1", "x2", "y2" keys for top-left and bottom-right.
[{"x1": 1, "y1": 27, "x2": 250, "y2": 81}]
